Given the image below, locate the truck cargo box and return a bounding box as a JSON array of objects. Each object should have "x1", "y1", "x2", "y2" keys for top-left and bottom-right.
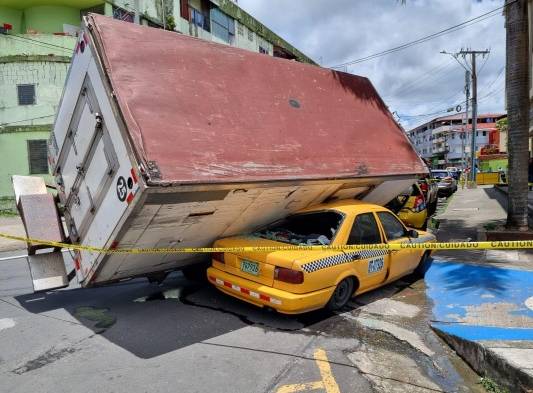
[{"x1": 15, "y1": 14, "x2": 427, "y2": 291}]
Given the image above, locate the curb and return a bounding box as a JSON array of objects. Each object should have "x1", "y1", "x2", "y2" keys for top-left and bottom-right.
[
  {"x1": 494, "y1": 184, "x2": 533, "y2": 215},
  {"x1": 432, "y1": 325, "x2": 533, "y2": 393}
]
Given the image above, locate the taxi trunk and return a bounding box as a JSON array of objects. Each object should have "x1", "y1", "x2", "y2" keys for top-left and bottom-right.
[{"x1": 212, "y1": 237, "x2": 300, "y2": 287}]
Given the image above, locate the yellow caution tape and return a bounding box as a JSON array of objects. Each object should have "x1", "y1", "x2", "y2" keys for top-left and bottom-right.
[{"x1": 0, "y1": 232, "x2": 532, "y2": 254}]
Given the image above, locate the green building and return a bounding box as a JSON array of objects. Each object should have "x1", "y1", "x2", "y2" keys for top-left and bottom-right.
[{"x1": 0, "y1": 0, "x2": 313, "y2": 211}]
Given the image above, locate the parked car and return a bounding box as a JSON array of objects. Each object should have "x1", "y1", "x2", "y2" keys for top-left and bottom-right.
[
  {"x1": 418, "y1": 178, "x2": 439, "y2": 215},
  {"x1": 431, "y1": 170, "x2": 457, "y2": 197},
  {"x1": 445, "y1": 167, "x2": 462, "y2": 181},
  {"x1": 386, "y1": 183, "x2": 429, "y2": 229},
  {"x1": 207, "y1": 200, "x2": 436, "y2": 314}
]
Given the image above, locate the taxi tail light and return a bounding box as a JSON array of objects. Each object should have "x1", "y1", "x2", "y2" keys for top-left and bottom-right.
[
  {"x1": 413, "y1": 194, "x2": 426, "y2": 212},
  {"x1": 274, "y1": 267, "x2": 303, "y2": 284},
  {"x1": 213, "y1": 252, "x2": 225, "y2": 264},
  {"x1": 419, "y1": 182, "x2": 428, "y2": 194}
]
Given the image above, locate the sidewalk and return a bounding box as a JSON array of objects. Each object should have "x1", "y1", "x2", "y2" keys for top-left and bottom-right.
[
  {"x1": 427, "y1": 186, "x2": 533, "y2": 392},
  {"x1": 434, "y1": 186, "x2": 532, "y2": 270},
  {"x1": 0, "y1": 216, "x2": 26, "y2": 253}
]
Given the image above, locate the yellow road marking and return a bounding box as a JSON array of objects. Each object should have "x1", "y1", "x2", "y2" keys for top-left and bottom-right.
[
  {"x1": 276, "y1": 381, "x2": 324, "y2": 393},
  {"x1": 315, "y1": 349, "x2": 341, "y2": 393},
  {"x1": 276, "y1": 348, "x2": 340, "y2": 393}
]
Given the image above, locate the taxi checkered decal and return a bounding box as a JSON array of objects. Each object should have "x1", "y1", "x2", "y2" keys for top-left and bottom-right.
[{"x1": 301, "y1": 249, "x2": 389, "y2": 273}]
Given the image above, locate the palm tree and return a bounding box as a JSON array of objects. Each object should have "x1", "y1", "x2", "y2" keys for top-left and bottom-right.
[{"x1": 505, "y1": 0, "x2": 530, "y2": 230}]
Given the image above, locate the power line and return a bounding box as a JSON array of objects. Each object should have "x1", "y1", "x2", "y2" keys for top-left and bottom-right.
[
  {"x1": 398, "y1": 100, "x2": 467, "y2": 119},
  {"x1": 2, "y1": 34, "x2": 73, "y2": 52},
  {"x1": 0, "y1": 114, "x2": 55, "y2": 127},
  {"x1": 478, "y1": 66, "x2": 505, "y2": 95},
  {"x1": 383, "y1": 59, "x2": 455, "y2": 98},
  {"x1": 329, "y1": 2, "x2": 511, "y2": 68}
]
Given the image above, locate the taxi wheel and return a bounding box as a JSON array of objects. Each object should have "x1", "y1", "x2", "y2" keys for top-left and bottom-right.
[
  {"x1": 414, "y1": 251, "x2": 431, "y2": 278},
  {"x1": 326, "y1": 277, "x2": 356, "y2": 311}
]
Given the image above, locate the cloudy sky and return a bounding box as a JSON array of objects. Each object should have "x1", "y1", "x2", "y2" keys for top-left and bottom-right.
[{"x1": 237, "y1": 0, "x2": 506, "y2": 130}]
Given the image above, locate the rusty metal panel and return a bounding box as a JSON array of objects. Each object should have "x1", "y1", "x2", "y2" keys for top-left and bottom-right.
[
  {"x1": 27, "y1": 252, "x2": 69, "y2": 292},
  {"x1": 87, "y1": 14, "x2": 426, "y2": 185},
  {"x1": 19, "y1": 194, "x2": 64, "y2": 253}
]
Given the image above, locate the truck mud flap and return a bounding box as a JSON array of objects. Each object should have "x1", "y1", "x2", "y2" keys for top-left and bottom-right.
[{"x1": 27, "y1": 252, "x2": 70, "y2": 292}]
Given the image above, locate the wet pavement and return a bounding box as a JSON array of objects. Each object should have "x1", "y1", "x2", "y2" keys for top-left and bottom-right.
[{"x1": 0, "y1": 253, "x2": 485, "y2": 393}]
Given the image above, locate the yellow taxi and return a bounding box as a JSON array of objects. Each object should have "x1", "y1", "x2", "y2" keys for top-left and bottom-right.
[
  {"x1": 386, "y1": 183, "x2": 429, "y2": 230},
  {"x1": 207, "y1": 200, "x2": 436, "y2": 314}
]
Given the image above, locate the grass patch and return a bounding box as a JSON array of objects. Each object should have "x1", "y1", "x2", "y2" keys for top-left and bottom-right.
[
  {"x1": 0, "y1": 211, "x2": 18, "y2": 217},
  {"x1": 0, "y1": 197, "x2": 17, "y2": 216},
  {"x1": 478, "y1": 377, "x2": 509, "y2": 393}
]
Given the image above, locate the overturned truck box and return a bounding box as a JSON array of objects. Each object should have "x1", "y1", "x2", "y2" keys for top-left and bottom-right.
[{"x1": 14, "y1": 14, "x2": 427, "y2": 292}]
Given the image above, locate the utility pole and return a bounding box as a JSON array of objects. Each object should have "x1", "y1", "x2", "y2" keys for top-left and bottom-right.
[
  {"x1": 462, "y1": 70, "x2": 470, "y2": 170},
  {"x1": 441, "y1": 49, "x2": 489, "y2": 183},
  {"x1": 458, "y1": 49, "x2": 489, "y2": 183},
  {"x1": 162, "y1": 0, "x2": 166, "y2": 30}
]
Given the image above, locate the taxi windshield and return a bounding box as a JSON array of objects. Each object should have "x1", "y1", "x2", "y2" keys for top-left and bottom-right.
[{"x1": 253, "y1": 211, "x2": 344, "y2": 246}]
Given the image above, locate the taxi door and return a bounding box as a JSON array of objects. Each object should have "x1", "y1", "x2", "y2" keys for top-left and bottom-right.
[
  {"x1": 376, "y1": 211, "x2": 416, "y2": 282},
  {"x1": 346, "y1": 212, "x2": 388, "y2": 291}
]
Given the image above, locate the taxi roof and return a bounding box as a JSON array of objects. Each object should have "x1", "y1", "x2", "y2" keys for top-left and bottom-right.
[{"x1": 297, "y1": 199, "x2": 388, "y2": 215}]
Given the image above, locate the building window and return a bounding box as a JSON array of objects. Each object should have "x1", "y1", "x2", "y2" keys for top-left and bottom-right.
[
  {"x1": 258, "y1": 36, "x2": 269, "y2": 54},
  {"x1": 191, "y1": 7, "x2": 210, "y2": 32},
  {"x1": 248, "y1": 29, "x2": 254, "y2": 41},
  {"x1": 112, "y1": 6, "x2": 134, "y2": 23},
  {"x1": 482, "y1": 131, "x2": 487, "y2": 136},
  {"x1": 17, "y1": 84, "x2": 35, "y2": 105},
  {"x1": 237, "y1": 24, "x2": 244, "y2": 35},
  {"x1": 211, "y1": 7, "x2": 235, "y2": 44},
  {"x1": 27, "y1": 140, "x2": 49, "y2": 174}
]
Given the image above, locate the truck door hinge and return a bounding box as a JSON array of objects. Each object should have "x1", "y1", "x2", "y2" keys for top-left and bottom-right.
[{"x1": 95, "y1": 113, "x2": 103, "y2": 128}]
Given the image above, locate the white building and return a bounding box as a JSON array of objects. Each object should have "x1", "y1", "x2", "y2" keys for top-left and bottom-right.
[{"x1": 407, "y1": 113, "x2": 506, "y2": 168}]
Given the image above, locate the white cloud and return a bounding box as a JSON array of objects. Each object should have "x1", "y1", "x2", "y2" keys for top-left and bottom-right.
[{"x1": 237, "y1": 0, "x2": 506, "y2": 129}]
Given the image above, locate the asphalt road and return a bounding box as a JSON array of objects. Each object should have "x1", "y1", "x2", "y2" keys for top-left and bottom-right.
[{"x1": 0, "y1": 253, "x2": 484, "y2": 393}]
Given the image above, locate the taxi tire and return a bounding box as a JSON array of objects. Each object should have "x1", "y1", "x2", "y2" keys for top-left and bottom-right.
[
  {"x1": 326, "y1": 277, "x2": 356, "y2": 311},
  {"x1": 414, "y1": 251, "x2": 431, "y2": 278},
  {"x1": 182, "y1": 263, "x2": 209, "y2": 282}
]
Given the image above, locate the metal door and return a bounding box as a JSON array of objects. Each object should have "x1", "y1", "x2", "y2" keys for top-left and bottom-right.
[{"x1": 54, "y1": 76, "x2": 118, "y2": 241}]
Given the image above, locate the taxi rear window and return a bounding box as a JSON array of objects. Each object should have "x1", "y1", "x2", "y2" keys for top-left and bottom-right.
[{"x1": 253, "y1": 211, "x2": 343, "y2": 246}]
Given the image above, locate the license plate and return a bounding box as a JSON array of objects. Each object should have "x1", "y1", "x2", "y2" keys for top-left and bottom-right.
[{"x1": 241, "y1": 260, "x2": 260, "y2": 276}]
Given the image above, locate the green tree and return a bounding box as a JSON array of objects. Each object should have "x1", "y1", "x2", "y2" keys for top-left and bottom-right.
[{"x1": 504, "y1": 0, "x2": 530, "y2": 230}]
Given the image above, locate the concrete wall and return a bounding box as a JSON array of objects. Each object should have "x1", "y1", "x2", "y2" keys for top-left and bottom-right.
[
  {"x1": 479, "y1": 158, "x2": 508, "y2": 172},
  {"x1": 0, "y1": 34, "x2": 76, "y2": 57},
  {"x1": 0, "y1": 61, "x2": 71, "y2": 127},
  {"x1": 0, "y1": 60, "x2": 70, "y2": 197},
  {"x1": 0, "y1": 128, "x2": 53, "y2": 198},
  {"x1": 22, "y1": 6, "x2": 81, "y2": 34},
  {"x1": 0, "y1": 6, "x2": 23, "y2": 34}
]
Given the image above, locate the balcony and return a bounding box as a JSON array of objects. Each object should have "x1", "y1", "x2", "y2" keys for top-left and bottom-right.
[{"x1": 431, "y1": 125, "x2": 453, "y2": 135}]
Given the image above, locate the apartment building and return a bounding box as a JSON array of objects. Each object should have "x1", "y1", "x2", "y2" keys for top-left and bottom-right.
[{"x1": 407, "y1": 112, "x2": 506, "y2": 168}]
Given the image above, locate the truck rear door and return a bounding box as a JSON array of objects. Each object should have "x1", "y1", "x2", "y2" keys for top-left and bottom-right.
[{"x1": 54, "y1": 78, "x2": 119, "y2": 241}]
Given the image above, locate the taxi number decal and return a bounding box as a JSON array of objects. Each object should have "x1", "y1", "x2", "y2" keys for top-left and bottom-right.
[{"x1": 368, "y1": 257, "x2": 384, "y2": 274}]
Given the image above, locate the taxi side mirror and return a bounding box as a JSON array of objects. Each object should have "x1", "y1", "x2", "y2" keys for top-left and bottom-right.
[{"x1": 408, "y1": 229, "x2": 419, "y2": 238}]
